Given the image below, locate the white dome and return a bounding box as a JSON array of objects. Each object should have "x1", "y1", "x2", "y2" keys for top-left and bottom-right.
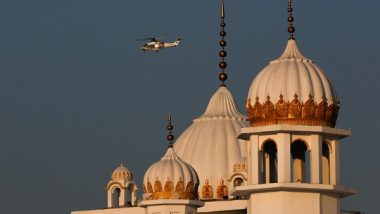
[
  {"x1": 111, "y1": 164, "x2": 132, "y2": 181},
  {"x1": 246, "y1": 39, "x2": 340, "y2": 127},
  {"x1": 248, "y1": 39, "x2": 337, "y2": 104},
  {"x1": 174, "y1": 86, "x2": 249, "y2": 199},
  {"x1": 142, "y1": 147, "x2": 199, "y2": 200}
]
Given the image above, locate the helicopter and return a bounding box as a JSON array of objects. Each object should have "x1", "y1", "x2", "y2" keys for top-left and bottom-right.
[{"x1": 138, "y1": 36, "x2": 181, "y2": 52}]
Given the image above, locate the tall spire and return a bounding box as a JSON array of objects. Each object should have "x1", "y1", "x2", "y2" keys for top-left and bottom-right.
[
  {"x1": 287, "y1": 0, "x2": 295, "y2": 40},
  {"x1": 166, "y1": 114, "x2": 174, "y2": 148},
  {"x1": 218, "y1": 0, "x2": 228, "y2": 86}
]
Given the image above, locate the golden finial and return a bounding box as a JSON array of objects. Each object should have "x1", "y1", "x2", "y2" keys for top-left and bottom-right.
[
  {"x1": 288, "y1": 0, "x2": 295, "y2": 40},
  {"x1": 166, "y1": 114, "x2": 174, "y2": 148},
  {"x1": 218, "y1": 0, "x2": 228, "y2": 86}
]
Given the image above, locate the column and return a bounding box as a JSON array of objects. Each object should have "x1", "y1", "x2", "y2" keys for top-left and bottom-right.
[
  {"x1": 119, "y1": 188, "x2": 126, "y2": 207},
  {"x1": 277, "y1": 133, "x2": 291, "y2": 183},
  {"x1": 330, "y1": 140, "x2": 340, "y2": 185},
  {"x1": 107, "y1": 189, "x2": 112, "y2": 208},
  {"x1": 310, "y1": 134, "x2": 322, "y2": 184},
  {"x1": 248, "y1": 135, "x2": 260, "y2": 185}
]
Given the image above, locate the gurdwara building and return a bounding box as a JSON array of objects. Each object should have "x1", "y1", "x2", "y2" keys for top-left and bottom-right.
[{"x1": 71, "y1": 1, "x2": 357, "y2": 214}]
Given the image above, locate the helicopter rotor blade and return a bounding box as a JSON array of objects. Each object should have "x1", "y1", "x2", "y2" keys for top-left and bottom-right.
[
  {"x1": 134, "y1": 34, "x2": 172, "y2": 42},
  {"x1": 134, "y1": 37, "x2": 156, "y2": 42}
]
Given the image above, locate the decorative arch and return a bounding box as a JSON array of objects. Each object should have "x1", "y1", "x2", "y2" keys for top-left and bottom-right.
[
  {"x1": 227, "y1": 173, "x2": 248, "y2": 182},
  {"x1": 259, "y1": 138, "x2": 278, "y2": 151},
  {"x1": 292, "y1": 138, "x2": 311, "y2": 151},
  {"x1": 106, "y1": 181, "x2": 124, "y2": 190}
]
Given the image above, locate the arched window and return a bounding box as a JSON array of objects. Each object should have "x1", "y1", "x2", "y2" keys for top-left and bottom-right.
[
  {"x1": 112, "y1": 188, "x2": 121, "y2": 207},
  {"x1": 322, "y1": 142, "x2": 330, "y2": 184},
  {"x1": 291, "y1": 140, "x2": 309, "y2": 183},
  {"x1": 233, "y1": 177, "x2": 244, "y2": 187},
  {"x1": 262, "y1": 141, "x2": 278, "y2": 183}
]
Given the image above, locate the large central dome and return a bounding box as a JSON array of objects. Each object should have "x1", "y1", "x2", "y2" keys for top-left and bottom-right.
[
  {"x1": 246, "y1": 39, "x2": 340, "y2": 127},
  {"x1": 174, "y1": 86, "x2": 249, "y2": 200}
]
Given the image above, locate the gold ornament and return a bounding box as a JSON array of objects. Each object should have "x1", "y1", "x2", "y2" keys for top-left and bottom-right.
[
  {"x1": 202, "y1": 179, "x2": 213, "y2": 199},
  {"x1": 247, "y1": 93, "x2": 339, "y2": 127}
]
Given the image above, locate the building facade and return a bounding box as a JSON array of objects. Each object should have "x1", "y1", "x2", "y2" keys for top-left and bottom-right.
[{"x1": 71, "y1": 1, "x2": 356, "y2": 214}]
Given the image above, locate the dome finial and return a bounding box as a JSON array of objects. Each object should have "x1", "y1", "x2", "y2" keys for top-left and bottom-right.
[
  {"x1": 166, "y1": 114, "x2": 174, "y2": 148},
  {"x1": 221, "y1": 0, "x2": 225, "y2": 18},
  {"x1": 287, "y1": 0, "x2": 295, "y2": 40},
  {"x1": 218, "y1": 0, "x2": 228, "y2": 86}
]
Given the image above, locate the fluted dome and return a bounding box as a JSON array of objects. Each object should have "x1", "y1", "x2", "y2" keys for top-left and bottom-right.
[
  {"x1": 174, "y1": 86, "x2": 249, "y2": 200},
  {"x1": 247, "y1": 39, "x2": 340, "y2": 127},
  {"x1": 111, "y1": 164, "x2": 132, "y2": 181},
  {"x1": 142, "y1": 147, "x2": 199, "y2": 200}
]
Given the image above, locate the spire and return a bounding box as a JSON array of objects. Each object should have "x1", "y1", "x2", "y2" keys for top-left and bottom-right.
[
  {"x1": 166, "y1": 114, "x2": 174, "y2": 148},
  {"x1": 218, "y1": 0, "x2": 228, "y2": 86},
  {"x1": 287, "y1": 0, "x2": 295, "y2": 40}
]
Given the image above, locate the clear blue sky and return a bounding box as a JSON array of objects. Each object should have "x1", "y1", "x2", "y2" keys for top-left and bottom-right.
[{"x1": 0, "y1": 0, "x2": 378, "y2": 213}]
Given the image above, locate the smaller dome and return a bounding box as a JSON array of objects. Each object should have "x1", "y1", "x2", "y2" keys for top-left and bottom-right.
[
  {"x1": 143, "y1": 147, "x2": 199, "y2": 200},
  {"x1": 111, "y1": 164, "x2": 132, "y2": 181}
]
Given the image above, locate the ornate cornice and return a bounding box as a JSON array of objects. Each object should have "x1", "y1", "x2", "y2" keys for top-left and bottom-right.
[{"x1": 246, "y1": 94, "x2": 339, "y2": 127}]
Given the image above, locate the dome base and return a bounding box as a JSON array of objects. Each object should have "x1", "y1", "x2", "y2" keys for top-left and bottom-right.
[
  {"x1": 246, "y1": 94, "x2": 339, "y2": 128},
  {"x1": 143, "y1": 192, "x2": 198, "y2": 200}
]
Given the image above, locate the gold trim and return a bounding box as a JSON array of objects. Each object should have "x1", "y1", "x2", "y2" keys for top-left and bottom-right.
[
  {"x1": 216, "y1": 179, "x2": 228, "y2": 199},
  {"x1": 185, "y1": 181, "x2": 194, "y2": 192},
  {"x1": 201, "y1": 179, "x2": 213, "y2": 199},
  {"x1": 247, "y1": 94, "x2": 339, "y2": 127},
  {"x1": 175, "y1": 177, "x2": 184, "y2": 193},
  {"x1": 143, "y1": 177, "x2": 198, "y2": 200},
  {"x1": 154, "y1": 178, "x2": 162, "y2": 192},
  {"x1": 147, "y1": 180, "x2": 153, "y2": 193},
  {"x1": 164, "y1": 179, "x2": 174, "y2": 192},
  {"x1": 143, "y1": 184, "x2": 147, "y2": 193},
  {"x1": 145, "y1": 192, "x2": 198, "y2": 200}
]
